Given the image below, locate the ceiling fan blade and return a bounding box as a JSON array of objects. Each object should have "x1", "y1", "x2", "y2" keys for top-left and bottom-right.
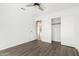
[
  {"x1": 26, "y1": 3, "x2": 34, "y2": 7},
  {"x1": 23, "y1": 3, "x2": 45, "y2": 11},
  {"x1": 21, "y1": 8, "x2": 26, "y2": 11},
  {"x1": 38, "y1": 5, "x2": 44, "y2": 11}
]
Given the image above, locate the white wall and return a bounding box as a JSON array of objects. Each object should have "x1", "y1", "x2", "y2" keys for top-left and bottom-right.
[
  {"x1": 74, "y1": 8, "x2": 79, "y2": 51},
  {"x1": 36, "y1": 7, "x2": 79, "y2": 51},
  {"x1": 0, "y1": 3, "x2": 36, "y2": 50}
]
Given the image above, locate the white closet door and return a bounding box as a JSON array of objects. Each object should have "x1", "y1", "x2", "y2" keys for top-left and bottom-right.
[{"x1": 52, "y1": 24, "x2": 61, "y2": 42}]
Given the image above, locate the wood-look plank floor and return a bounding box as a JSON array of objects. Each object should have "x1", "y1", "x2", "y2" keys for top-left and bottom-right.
[{"x1": 0, "y1": 40, "x2": 79, "y2": 56}]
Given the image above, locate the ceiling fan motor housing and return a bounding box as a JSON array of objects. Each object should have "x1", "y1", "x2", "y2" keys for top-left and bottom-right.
[{"x1": 34, "y1": 3, "x2": 40, "y2": 6}]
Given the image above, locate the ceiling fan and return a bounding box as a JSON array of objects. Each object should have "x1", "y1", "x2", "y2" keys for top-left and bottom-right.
[{"x1": 21, "y1": 3, "x2": 44, "y2": 11}]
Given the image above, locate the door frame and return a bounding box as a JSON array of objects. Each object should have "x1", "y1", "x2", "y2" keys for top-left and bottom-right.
[
  {"x1": 51, "y1": 17, "x2": 61, "y2": 44},
  {"x1": 36, "y1": 20, "x2": 42, "y2": 41}
]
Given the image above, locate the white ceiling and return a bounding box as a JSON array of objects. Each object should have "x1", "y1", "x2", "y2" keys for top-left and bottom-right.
[
  {"x1": 43, "y1": 3, "x2": 79, "y2": 12},
  {"x1": 22, "y1": 3, "x2": 79, "y2": 17},
  {"x1": 1, "y1": 3, "x2": 79, "y2": 18}
]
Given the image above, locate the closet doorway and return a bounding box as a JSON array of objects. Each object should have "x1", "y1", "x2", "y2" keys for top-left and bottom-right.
[{"x1": 51, "y1": 17, "x2": 61, "y2": 43}]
